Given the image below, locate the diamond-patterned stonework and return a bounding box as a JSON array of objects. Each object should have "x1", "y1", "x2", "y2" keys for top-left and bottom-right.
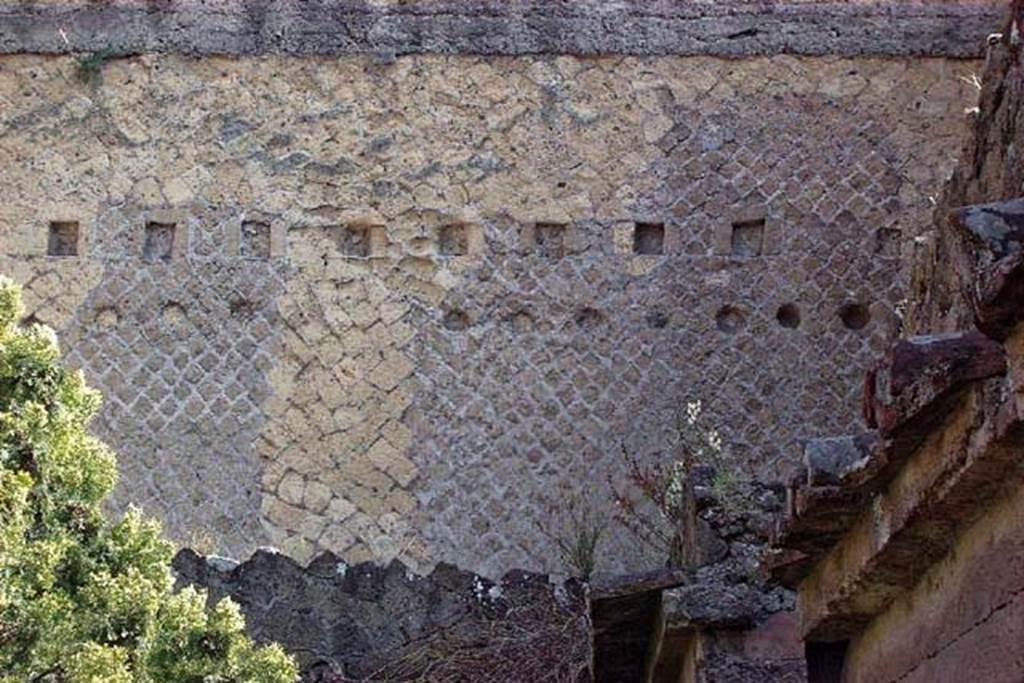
[
  {"x1": 56, "y1": 202, "x2": 287, "y2": 557},
  {"x1": 0, "y1": 53, "x2": 978, "y2": 576}
]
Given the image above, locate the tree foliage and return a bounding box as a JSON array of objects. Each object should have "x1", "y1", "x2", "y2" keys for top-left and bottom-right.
[{"x1": 0, "y1": 277, "x2": 297, "y2": 683}]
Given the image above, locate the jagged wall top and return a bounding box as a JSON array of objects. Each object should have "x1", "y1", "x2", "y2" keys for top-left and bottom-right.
[
  {"x1": 907, "y1": 0, "x2": 1024, "y2": 335},
  {"x1": 0, "y1": 0, "x2": 1005, "y2": 58}
]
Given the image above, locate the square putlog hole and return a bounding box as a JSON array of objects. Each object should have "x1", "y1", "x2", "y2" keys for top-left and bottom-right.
[
  {"x1": 241, "y1": 220, "x2": 272, "y2": 259},
  {"x1": 47, "y1": 221, "x2": 79, "y2": 256},
  {"x1": 730, "y1": 218, "x2": 765, "y2": 257},
  {"x1": 336, "y1": 225, "x2": 371, "y2": 258},
  {"x1": 143, "y1": 222, "x2": 177, "y2": 262},
  {"x1": 633, "y1": 222, "x2": 665, "y2": 255},
  {"x1": 438, "y1": 224, "x2": 468, "y2": 256},
  {"x1": 534, "y1": 222, "x2": 567, "y2": 259}
]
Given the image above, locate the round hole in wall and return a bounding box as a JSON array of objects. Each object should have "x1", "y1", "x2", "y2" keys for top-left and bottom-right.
[
  {"x1": 574, "y1": 307, "x2": 605, "y2": 329},
  {"x1": 442, "y1": 309, "x2": 471, "y2": 331},
  {"x1": 646, "y1": 310, "x2": 669, "y2": 329},
  {"x1": 776, "y1": 303, "x2": 801, "y2": 329},
  {"x1": 839, "y1": 303, "x2": 871, "y2": 330},
  {"x1": 230, "y1": 298, "x2": 258, "y2": 321},
  {"x1": 509, "y1": 310, "x2": 534, "y2": 333},
  {"x1": 715, "y1": 305, "x2": 745, "y2": 334}
]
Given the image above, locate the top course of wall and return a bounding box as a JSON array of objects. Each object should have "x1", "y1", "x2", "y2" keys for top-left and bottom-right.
[{"x1": 0, "y1": 0, "x2": 1006, "y2": 59}]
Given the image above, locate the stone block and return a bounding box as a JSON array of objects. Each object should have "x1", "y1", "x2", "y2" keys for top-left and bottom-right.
[
  {"x1": 303, "y1": 480, "x2": 332, "y2": 514},
  {"x1": 951, "y1": 198, "x2": 1024, "y2": 340},
  {"x1": 262, "y1": 497, "x2": 307, "y2": 532},
  {"x1": 802, "y1": 434, "x2": 879, "y2": 487},
  {"x1": 863, "y1": 332, "x2": 1006, "y2": 438}
]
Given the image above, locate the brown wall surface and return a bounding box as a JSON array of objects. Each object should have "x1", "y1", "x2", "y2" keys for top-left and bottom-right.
[
  {"x1": 842, "y1": 474, "x2": 1024, "y2": 682},
  {"x1": 0, "y1": 51, "x2": 983, "y2": 576}
]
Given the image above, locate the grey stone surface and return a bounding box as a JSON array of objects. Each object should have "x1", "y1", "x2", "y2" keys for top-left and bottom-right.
[
  {"x1": 0, "y1": 0, "x2": 1004, "y2": 58},
  {"x1": 955, "y1": 197, "x2": 1024, "y2": 259},
  {"x1": 172, "y1": 548, "x2": 588, "y2": 680},
  {"x1": 802, "y1": 433, "x2": 878, "y2": 486}
]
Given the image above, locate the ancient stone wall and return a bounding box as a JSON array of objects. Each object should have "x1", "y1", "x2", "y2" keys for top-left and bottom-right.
[{"x1": 0, "y1": 1, "x2": 999, "y2": 577}]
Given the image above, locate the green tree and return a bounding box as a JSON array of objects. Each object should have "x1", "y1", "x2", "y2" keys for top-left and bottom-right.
[{"x1": 0, "y1": 277, "x2": 297, "y2": 683}]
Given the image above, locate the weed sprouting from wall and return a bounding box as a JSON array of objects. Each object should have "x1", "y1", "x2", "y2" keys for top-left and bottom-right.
[
  {"x1": 536, "y1": 493, "x2": 610, "y2": 581},
  {"x1": 74, "y1": 48, "x2": 120, "y2": 85},
  {"x1": 611, "y1": 400, "x2": 744, "y2": 568}
]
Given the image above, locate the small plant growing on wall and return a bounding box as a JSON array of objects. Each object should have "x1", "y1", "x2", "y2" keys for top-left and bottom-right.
[
  {"x1": 0, "y1": 277, "x2": 298, "y2": 682},
  {"x1": 536, "y1": 493, "x2": 609, "y2": 581},
  {"x1": 74, "y1": 48, "x2": 120, "y2": 85},
  {"x1": 611, "y1": 400, "x2": 741, "y2": 568}
]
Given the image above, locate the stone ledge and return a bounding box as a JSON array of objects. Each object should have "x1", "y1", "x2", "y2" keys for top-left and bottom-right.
[
  {"x1": 792, "y1": 377, "x2": 1024, "y2": 640},
  {"x1": 769, "y1": 434, "x2": 889, "y2": 583},
  {"x1": 864, "y1": 331, "x2": 1006, "y2": 440},
  {"x1": 770, "y1": 333, "x2": 1008, "y2": 589},
  {"x1": 0, "y1": 0, "x2": 1004, "y2": 58},
  {"x1": 770, "y1": 331, "x2": 1007, "y2": 589}
]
